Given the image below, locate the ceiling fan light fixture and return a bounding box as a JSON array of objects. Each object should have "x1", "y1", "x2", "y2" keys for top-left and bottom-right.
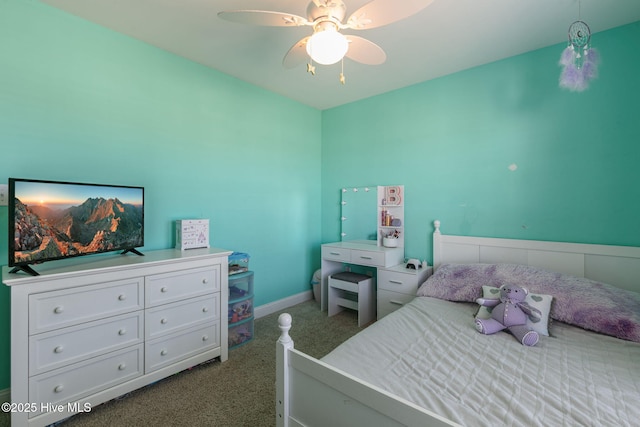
[{"x1": 306, "y1": 29, "x2": 349, "y2": 65}]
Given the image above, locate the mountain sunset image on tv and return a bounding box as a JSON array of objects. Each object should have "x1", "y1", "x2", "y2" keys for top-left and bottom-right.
[{"x1": 9, "y1": 178, "x2": 144, "y2": 275}]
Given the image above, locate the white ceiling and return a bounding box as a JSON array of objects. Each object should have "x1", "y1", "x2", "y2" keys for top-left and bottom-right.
[{"x1": 41, "y1": 0, "x2": 640, "y2": 110}]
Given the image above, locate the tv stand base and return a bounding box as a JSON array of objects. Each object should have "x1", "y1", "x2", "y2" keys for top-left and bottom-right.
[
  {"x1": 9, "y1": 265, "x2": 40, "y2": 276},
  {"x1": 121, "y1": 248, "x2": 144, "y2": 256}
]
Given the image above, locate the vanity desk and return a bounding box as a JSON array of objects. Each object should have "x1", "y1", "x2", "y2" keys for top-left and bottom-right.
[
  {"x1": 324, "y1": 185, "x2": 412, "y2": 318},
  {"x1": 320, "y1": 240, "x2": 404, "y2": 312}
]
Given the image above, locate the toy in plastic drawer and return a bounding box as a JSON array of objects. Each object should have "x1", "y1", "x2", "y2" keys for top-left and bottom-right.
[
  {"x1": 229, "y1": 298, "x2": 253, "y2": 324},
  {"x1": 175, "y1": 219, "x2": 209, "y2": 250},
  {"x1": 228, "y1": 251, "x2": 250, "y2": 275},
  {"x1": 229, "y1": 318, "x2": 254, "y2": 349},
  {"x1": 229, "y1": 271, "x2": 254, "y2": 323}
]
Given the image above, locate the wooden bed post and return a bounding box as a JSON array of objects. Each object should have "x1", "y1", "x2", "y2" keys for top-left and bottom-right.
[
  {"x1": 433, "y1": 220, "x2": 442, "y2": 269},
  {"x1": 276, "y1": 313, "x2": 293, "y2": 427}
]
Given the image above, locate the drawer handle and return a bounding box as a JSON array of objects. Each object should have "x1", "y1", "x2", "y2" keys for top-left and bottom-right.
[
  {"x1": 202, "y1": 278, "x2": 209, "y2": 284},
  {"x1": 389, "y1": 300, "x2": 405, "y2": 306},
  {"x1": 202, "y1": 335, "x2": 209, "y2": 342},
  {"x1": 389, "y1": 280, "x2": 403, "y2": 285},
  {"x1": 160, "y1": 349, "x2": 168, "y2": 356},
  {"x1": 359, "y1": 256, "x2": 373, "y2": 260},
  {"x1": 118, "y1": 328, "x2": 127, "y2": 336},
  {"x1": 118, "y1": 294, "x2": 127, "y2": 301},
  {"x1": 53, "y1": 306, "x2": 64, "y2": 314},
  {"x1": 329, "y1": 252, "x2": 341, "y2": 256},
  {"x1": 118, "y1": 363, "x2": 126, "y2": 371},
  {"x1": 54, "y1": 385, "x2": 64, "y2": 393},
  {"x1": 160, "y1": 287, "x2": 168, "y2": 293},
  {"x1": 53, "y1": 345, "x2": 64, "y2": 354},
  {"x1": 160, "y1": 318, "x2": 168, "y2": 324},
  {"x1": 202, "y1": 307, "x2": 209, "y2": 313}
]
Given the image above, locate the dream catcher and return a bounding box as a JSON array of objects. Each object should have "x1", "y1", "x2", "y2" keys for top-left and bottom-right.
[{"x1": 559, "y1": 19, "x2": 599, "y2": 92}]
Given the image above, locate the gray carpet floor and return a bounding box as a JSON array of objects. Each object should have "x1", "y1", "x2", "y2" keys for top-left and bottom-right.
[{"x1": 1, "y1": 300, "x2": 361, "y2": 427}]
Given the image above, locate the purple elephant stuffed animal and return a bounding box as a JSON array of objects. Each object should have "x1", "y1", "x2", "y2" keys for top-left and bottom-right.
[{"x1": 475, "y1": 284, "x2": 541, "y2": 346}]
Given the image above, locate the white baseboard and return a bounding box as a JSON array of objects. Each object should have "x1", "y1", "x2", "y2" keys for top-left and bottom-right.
[
  {"x1": 0, "y1": 387, "x2": 9, "y2": 404},
  {"x1": 254, "y1": 290, "x2": 313, "y2": 319}
]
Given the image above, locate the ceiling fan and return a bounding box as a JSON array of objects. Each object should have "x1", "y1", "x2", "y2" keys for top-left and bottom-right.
[{"x1": 218, "y1": 0, "x2": 434, "y2": 84}]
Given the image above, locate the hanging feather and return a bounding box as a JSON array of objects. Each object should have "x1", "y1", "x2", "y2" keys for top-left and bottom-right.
[
  {"x1": 581, "y1": 48, "x2": 600, "y2": 80},
  {"x1": 559, "y1": 46, "x2": 575, "y2": 67},
  {"x1": 559, "y1": 47, "x2": 599, "y2": 92},
  {"x1": 559, "y1": 64, "x2": 583, "y2": 92}
]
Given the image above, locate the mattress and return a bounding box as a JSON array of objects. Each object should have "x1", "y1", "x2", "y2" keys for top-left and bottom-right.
[{"x1": 322, "y1": 297, "x2": 640, "y2": 427}]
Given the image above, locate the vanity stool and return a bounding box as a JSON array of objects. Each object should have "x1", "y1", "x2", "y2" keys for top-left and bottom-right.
[{"x1": 328, "y1": 272, "x2": 375, "y2": 327}]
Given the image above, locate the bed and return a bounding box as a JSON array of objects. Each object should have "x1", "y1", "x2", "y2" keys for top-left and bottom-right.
[{"x1": 275, "y1": 221, "x2": 640, "y2": 426}]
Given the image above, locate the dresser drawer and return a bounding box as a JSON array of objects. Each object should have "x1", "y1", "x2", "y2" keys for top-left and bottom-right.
[
  {"x1": 29, "y1": 278, "x2": 144, "y2": 334},
  {"x1": 30, "y1": 312, "x2": 143, "y2": 375},
  {"x1": 28, "y1": 344, "x2": 143, "y2": 418},
  {"x1": 145, "y1": 322, "x2": 219, "y2": 373},
  {"x1": 145, "y1": 266, "x2": 219, "y2": 307},
  {"x1": 350, "y1": 249, "x2": 385, "y2": 267},
  {"x1": 377, "y1": 290, "x2": 415, "y2": 319},
  {"x1": 146, "y1": 294, "x2": 219, "y2": 340},
  {"x1": 377, "y1": 270, "x2": 420, "y2": 294},
  {"x1": 321, "y1": 246, "x2": 351, "y2": 262}
]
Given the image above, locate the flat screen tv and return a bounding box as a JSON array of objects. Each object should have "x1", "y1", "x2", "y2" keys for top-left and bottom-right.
[{"x1": 8, "y1": 178, "x2": 144, "y2": 276}]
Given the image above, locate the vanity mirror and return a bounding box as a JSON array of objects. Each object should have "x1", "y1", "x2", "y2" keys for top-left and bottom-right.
[
  {"x1": 340, "y1": 185, "x2": 405, "y2": 247},
  {"x1": 340, "y1": 187, "x2": 377, "y2": 242}
]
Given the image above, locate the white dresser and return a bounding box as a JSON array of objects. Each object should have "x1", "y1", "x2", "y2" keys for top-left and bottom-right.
[{"x1": 2, "y1": 248, "x2": 231, "y2": 427}]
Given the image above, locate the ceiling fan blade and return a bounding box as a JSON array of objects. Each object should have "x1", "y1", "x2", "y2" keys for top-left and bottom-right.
[
  {"x1": 344, "y1": 36, "x2": 386, "y2": 65},
  {"x1": 344, "y1": 0, "x2": 434, "y2": 30},
  {"x1": 218, "y1": 10, "x2": 310, "y2": 27},
  {"x1": 283, "y1": 37, "x2": 311, "y2": 69}
]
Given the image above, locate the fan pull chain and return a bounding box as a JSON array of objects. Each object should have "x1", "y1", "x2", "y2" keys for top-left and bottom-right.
[
  {"x1": 307, "y1": 61, "x2": 316, "y2": 76},
  {"x1": 339, "y1": 58, "x2": 346, "y2": 85}
]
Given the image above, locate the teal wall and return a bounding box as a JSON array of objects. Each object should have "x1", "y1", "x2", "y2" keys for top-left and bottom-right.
[
  {"x1": 0, "y1": 0, "x2": 321, "y2": 390},
  {"x1": 322, "y1": 22, "x2": 640, "y2": 262}
]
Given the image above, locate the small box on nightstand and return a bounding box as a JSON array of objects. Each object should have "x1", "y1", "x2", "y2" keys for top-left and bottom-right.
[{"x1": 175, "y1": 219, "x2": 209, "y2": 250}]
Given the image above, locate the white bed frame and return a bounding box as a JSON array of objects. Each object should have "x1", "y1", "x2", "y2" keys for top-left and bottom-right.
[{"x1": 275, "y1": 221, "x2": 640, "y2": 427}]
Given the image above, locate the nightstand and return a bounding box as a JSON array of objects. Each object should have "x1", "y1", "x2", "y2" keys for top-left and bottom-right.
[{"x1": 377, "y1": 264, "x2": 433, "y2": 319}]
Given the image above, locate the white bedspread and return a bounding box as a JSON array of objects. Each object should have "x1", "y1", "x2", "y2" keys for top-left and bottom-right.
[{"x1": 322, "y1": 297, "x2": 640, "y2": 427}]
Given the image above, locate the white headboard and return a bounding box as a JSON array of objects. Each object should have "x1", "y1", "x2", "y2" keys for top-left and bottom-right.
[{"x1": 432, "y1": 220, "x2": 640, "y2": 293}]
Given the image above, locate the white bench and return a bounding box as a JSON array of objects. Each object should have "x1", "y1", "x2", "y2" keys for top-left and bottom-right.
[{"x1": 328, "y1": 272, "x2": 375, "y2": 327}]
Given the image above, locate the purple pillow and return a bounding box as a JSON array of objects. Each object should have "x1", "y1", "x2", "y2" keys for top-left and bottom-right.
[
  {"x1": 416, "y1": 263, "x2": 495, "y2": 302},
  {"x1": 417, "y1": 263, "x2": 640, "y2": 343}
]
